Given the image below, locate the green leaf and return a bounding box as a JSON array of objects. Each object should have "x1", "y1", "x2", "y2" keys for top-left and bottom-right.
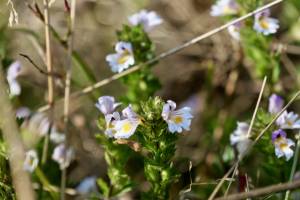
[{"x1": 97, "y1": 178, "x2": 110, "y2": 197}]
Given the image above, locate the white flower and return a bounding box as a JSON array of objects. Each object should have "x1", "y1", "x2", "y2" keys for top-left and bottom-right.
[
  {"x1": 230, "y1": 122, "x2": 249, "y2": 145},
  {"x1": 122, "y1": 104, "x2": 138, "y2": 119},
  {"x1": 6, "y1": 61, "x2": 22, "y2": 96},
  {"x1": 162, "y1": 100, "x2": 193, "y2": 133},
  {"x1": 95, "y1": 96, "x2": 121, "y2": 115},
  {"x1": 102, "y1": 105, "x2": 141, "y2": 139},
  {"x1": 210, "y1": 0, "x2": 239, "y2": 17},
  {"x1": 26, "y1": 113, "x2": 50, "y2": 136},
  {"x1": 253, "y1": 9, "x2": 279, "y2": 35},
  {"x1": 230, "y1": 122, "x2": 252, "y2": 156},
  {"x1": 128, "y1": 10, "x2": 163, "y2": 31},
  {"x1": 16, "y1": 107, "x2": 31, "y2": 119},
  {"x1": 23, "y1": 150, "x2": 38, "y2": 173},
  {"x1": 268, "y1": 94, "x2": 284, "y2": 114},
  {"x1": 52, "y1": 144, "x2": 74, "y2": 169},
  {"x1": 272, "y1": 129, "x2": 295, "y2": 161},
  {"x1": 106, "y1": 42, "x2": 135, "y2": 73},
  {"x1": 114, "y1": 118, "x2": 140, "y2": 139},
  {"x1": 113, "y1": 106, "x2": 141, "y2": 139},
  {"x1": 227, "y1": 23, "x2": 241, "y2": 41},
  {"x1": 50, "y1": 128, "x2": 66, "y2": 144},
  {"x1": 276, "y1": 111, "x2": 300, "y2": 129},
  {"x1": 76, "y1": 176, "x2": 97, "y2": 195},
  {"x1": 104, "y1": 112, "x2": 120, "y2": 137}
]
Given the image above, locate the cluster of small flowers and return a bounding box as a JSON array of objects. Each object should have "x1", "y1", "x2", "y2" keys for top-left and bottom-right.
[
  {"x1": 210, "y1": 0, "x2": 279, "y2": 40},
  {"x1": 106, "y1": 10, "x2": 162, "y2": 73},
  {"x1": 20, "y1": 109, "x2": 74, "y2": 172},
  {"x1": 270, "y1": 94, "x2": 300, "y2": 161},
  {"x1": 230, "y1": 94, "x2": 300, "y2": 161},
  {"x1": 96, "y1": 96, "x2": 193, "y2": 138}
]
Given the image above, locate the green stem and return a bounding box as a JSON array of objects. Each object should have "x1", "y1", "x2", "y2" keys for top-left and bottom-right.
[
  {"x1": 35, "y1": 167, "x2": 59, "y2": 199},
  {"x1": 284, "y1": 133, "x2": 300, "y2": 200}
]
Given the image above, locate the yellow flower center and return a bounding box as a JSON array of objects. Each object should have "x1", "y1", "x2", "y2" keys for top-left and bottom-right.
[
  {"x1": 173, "y1": 116, "x2": 183, "y2": 124},
  {"x1": 279, "y1": 143, "x2": 288, "y2": 150},
  {"x1": 287, "y1": 120, "x2": 293, "y2": 127},
  {"x1": 121, "y1": 122, "x2": 133, "y2": 133},
  {"x1": 29, "y1": 158, "x2": 34, "y2": 165},
  {"x1": 260, "y1": 19, "x2": 269, "y2": 29},
  {"x1": 223, "y1": 6, "x2": 235, "y2": 15},
  {"x1": 118, "y1": 51, "x2": 131, "y2": 64}
]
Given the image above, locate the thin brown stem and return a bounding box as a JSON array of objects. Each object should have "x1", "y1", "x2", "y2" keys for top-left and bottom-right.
[
  {"x1": 215, "y1": 179, "x2": 300, "y2": 200},
  {"x1": 246, "y1": 77, "x2": 267, "y2": 137},
  {"x1": 61, "y1": 0, "x2": 76, "y2": 199},
  {"x1": 42, "y1": 0, "x2": 55, "y2": 164},
  {"x1": 19, "y1": 53, "x2": 62, "y2": 78}
]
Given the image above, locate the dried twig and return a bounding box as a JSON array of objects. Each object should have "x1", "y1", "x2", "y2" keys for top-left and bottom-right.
[
  {"x1": 19, "y1": 53, "x2": 62, "y2": 78},
  {"x1": 0, "y1": 62, "x2": 35, "y2": 200},
  {"x1": 215, "y1": 179, "x2": 300, "y2": 200},
  {"x1": 37, "y1": 0, "x2": 284, "y2": 113},
  {"x1": 246, "y1": 77, "x2": 267, "y2": 137},
  {"x1": 61, "y1": 0, "x2": 76, "y2": 199},
  {"x1": 26, "y1": 1, "x2": 44, "y2": 21},
  {"x1": 41, "y1": 0, "x2": 55, "y2": 164}
]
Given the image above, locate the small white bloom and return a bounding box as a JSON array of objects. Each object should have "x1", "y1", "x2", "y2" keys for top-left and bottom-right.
[
  {"x1": 7, "y1": 61, "x2": 21, "y2": 80},
  {"x1": 276, "y1": 111, "x2": 300, "y2": 129},
  {"x1": 23, "y1": 150, "x2": 39, "y2": 173},
  {"x1": 104, "y1": 112, "x2": 120, "y2": 137},
  {"x1": 8, "y1": 80, "x2": 21, "y2": 96},
  {"x1": 230, "y1": 122, "x2": 249, "y2": 145},
  {"x1": 106, "y1": 42, "x2": 135, "y2": 73},
  {"x1": 114, "y1": 118, "x2": 140, "y2": 139},
  {"x1": 122, "y1": 104, "x2": 138, "y2": 119},
  {"x1": 95, "y1": 96, "x2": 121, "y2": 115},
  {"x1": 162, "y1": 100, "x2": 193, "y2": 133},
  {"x1": 6, "y1": 61, "x2": 22, "y2": 96},
  {"x1": 227, "y1": 23, "x2": 241, "y2": 41},
  {"x1": 38, "y1": 117, "x2": 51, "y2": 136},
  {"x1": 230, "y1": 122, "x2": 252, "y2": 156},
  {"x1": 50, "y1": 128, "x2": 66, "y2": 144},
  {"x1": 268, "y1": 94, "x2": 284, "y2": 114},
  {"x1": 128, "y1": 10, "x2": 163, "y2": 31},
  {"x1": 27, "y1": 113, "x2": 50, "y2": 136},
  {"x1": 103, "y1": 105, "x2": 141, "y2": 139},
  {"x1": 210, "y1": 0, "x2": 239, "y2": 17},
  {"x1": 52, "y1": 144, "x2": 74, "y2": 169},
  {"x1": 253, "y1": 9, "x2": 279, "y2": 35},
  {"x1": 272, "y1": 129, "x2": 295, "y2": 161},
  {"x1": 16, "y1": 107, "x2": 31, "y2": 119},
  {"x1": 76, "y1": 176, "x2": 97, "y2": 195}
]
